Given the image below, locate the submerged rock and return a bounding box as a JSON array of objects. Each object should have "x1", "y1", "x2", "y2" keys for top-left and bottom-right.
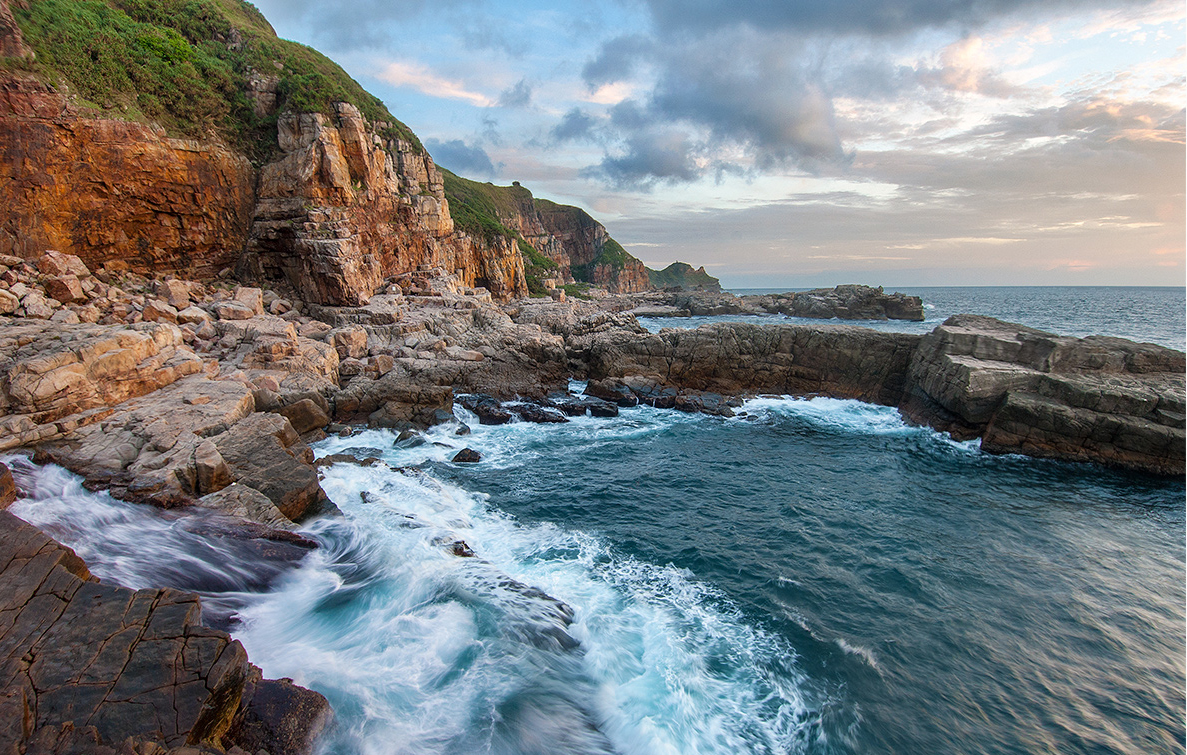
[{"x1": 452, "y1": 448, "x2": 481, "y2": 463}]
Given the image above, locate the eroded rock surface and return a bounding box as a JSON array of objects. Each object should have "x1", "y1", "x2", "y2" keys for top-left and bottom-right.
[{"x1": 901, "y1": 315, "x2": 1185, "y2": 475}]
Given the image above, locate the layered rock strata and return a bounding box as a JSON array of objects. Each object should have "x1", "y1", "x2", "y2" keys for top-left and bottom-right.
[
  {"x1": 0, "y1": 510, "x2": 331, "y2": 755},
  {"x1": 901, "y1": 315, "x2": 1185, "y2": 475},
  {"x1": 239, "y1": 106, "x2": 527, "y2": 305}
]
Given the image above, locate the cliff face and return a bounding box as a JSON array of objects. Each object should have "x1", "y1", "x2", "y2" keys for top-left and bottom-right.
[
  {"x1": 0, "y1": 0, "x2": 530, "y2": 305},
  {"x1": 0, "y1": 76, "x2": 256, "y2": 280},
  {"x1": 0, "y1": 75, "x2": 527, "y2": 304},
  {"x1": 239, "y1": 106, "x2": 525, "y2": 305},
  {"x1": 444, "y1": 175, "x2": 649, "y2": 295}
]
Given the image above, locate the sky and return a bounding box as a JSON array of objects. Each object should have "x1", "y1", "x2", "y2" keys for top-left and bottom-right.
[{"x1": 252, "y1": 0, "x2": 1185, "y2": 288}]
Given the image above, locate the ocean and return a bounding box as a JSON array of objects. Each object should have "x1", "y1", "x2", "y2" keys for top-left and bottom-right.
[
  {"x1": 7, "y1": 286, "x2": 1185, "y2": 755},
  {"x1": 637, "y1": 286, "x2": 1187, "y2": 351}
]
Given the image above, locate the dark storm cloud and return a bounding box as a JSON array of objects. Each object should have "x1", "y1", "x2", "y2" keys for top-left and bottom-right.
[
  {"x1": 593, "y1": 128, "x2": 702, "y2": 186},
  {"x1": 581, "y1": 35, "x2": 654, "y2": 88},
  {"x1": 565, "y1": 31, "x2": 846, "y2": 186},
  {"x1": 497, "y1": 79, "x2": 533, "y2": 108},
  {"x1": 425, "y1": 139, "x2": 498, "y2": 175},
  {"x1": 551, "y1": 108, "x2": 599, "y2": 142},
  {"x1": 640, "y1": 0, "x2": 1158, "y2": 37}
]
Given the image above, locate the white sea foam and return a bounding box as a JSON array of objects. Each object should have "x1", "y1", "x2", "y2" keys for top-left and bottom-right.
[{"x1": 232, "y1": 447, "x2": 820, "y2": 755}]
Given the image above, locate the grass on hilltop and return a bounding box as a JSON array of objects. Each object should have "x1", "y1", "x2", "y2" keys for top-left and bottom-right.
[{"x1": 6, "y1": 0, "x2": 421, "y2": 160}]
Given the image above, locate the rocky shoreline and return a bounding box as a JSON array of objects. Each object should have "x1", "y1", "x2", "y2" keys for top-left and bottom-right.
[
  {"x1": 0, "y1": 251, "x2": 1182, "y2": 753},
  {"x1": 627, "y1": 284, "x2": 926, "y2": 321}
]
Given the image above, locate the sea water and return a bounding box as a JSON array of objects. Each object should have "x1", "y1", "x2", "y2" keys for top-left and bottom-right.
[
  {"x1": 5, "y1": 289, "x2": 1185, "y2": 755},
  {"x1": 639, "y1": 286, "x2": 1187, "y2": 351}
]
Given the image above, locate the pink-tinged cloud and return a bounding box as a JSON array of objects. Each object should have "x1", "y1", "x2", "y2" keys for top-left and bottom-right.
[{"x1": 374, "y1": 60, "x2": 492, "y2": 106}]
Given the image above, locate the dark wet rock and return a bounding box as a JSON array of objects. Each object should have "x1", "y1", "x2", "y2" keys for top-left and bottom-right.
[
  {"x1": 583, "y1": 379, "x2": 639, "y2": 407},
  {"x1": 456, "y1": 394, "x2": 513, "y2": 425},
  {"x1": 434, "y1": 536, "x2": 477, "y2": 557},
  {"x1": 315, "y1": 453, "x2": 382, "y2": 468},
  {"x1": 509, "y1": 403, "x2": 569, "y2": 424},
  {"x1": 0, "y1": 461, "x2": 16, "y2": 509},
  {"x1": 545, "y1": 393, "x2": 620, "y2": 418},
  {"x1": 673, "y1": 391, "x2": 736, "y2": 418},
  {"x1": 227, "y1": 675, "x2": 333, "y2": 755},
  {"x1": 0, "y1": 510, "x2": 245, "y2": 751},
  {"x1": 452, "y1": 448, "x2": 481, "y2": 463},
  {"x1": 393, "y1": 429, "x2": 427, "y2": 448},
  {"x1": 455, "y1": 423, "x2": 471, "y2": 436}
]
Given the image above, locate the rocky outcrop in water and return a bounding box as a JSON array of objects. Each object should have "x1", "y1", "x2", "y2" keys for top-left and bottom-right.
[
  {"x1": 575, "y1": 321, "x2": 923, "y2": 407},
  {"x1": 627, "y1": 285, "x2": 925, "y2": 321},
  {"x1": 900, "y1": 315, "x2": 1185, "y2": 475},
  {"x1": 0, "y1": 509, "x2": 330, "y2": 755}
]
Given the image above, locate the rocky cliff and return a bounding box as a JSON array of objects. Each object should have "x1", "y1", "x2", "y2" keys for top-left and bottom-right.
[
  {"x1": 238, "y1": 106, "x2": 527, "y2": 305},
  {"x1": 0, "y1": 0, "x2": 535, "y2": 306},
  {"x1": 442, "y1": 173, "x2": 650, "y2": 295},
  {"x1": 646, "y1": 262, "x2": 721, "y2": 292}
]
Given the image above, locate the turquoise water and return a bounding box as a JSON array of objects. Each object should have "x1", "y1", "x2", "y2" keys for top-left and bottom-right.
[
  {"x1": 9, "y1": 396, "x2": 1183, "y2": 754},
  {"x1": 5, "y1": 288, "x2": 1184, "y2": 755},
  {"x1": 640, "y1": 286, "x2": 1187, "y2": 351}
]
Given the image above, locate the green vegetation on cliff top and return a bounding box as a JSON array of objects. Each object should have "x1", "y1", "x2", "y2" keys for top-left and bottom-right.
[
  {"x1": 441, "y1": 169, "x2": 642, "y2": 291},
  {"x1": 5, "y1": 0, "x2": 421, "y2": 159},
  {"x1": 647, "y1": 261, "x2": 722, "y2": 291}
]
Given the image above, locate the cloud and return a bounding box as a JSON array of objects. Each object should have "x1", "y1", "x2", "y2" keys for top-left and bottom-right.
[
  {"x1": 497, "y1": 79, "x2": 533, "y2": 108},
  {"x1": 551, "y1": 108, "x2": 599, "y2": 142},
  {"x1": 581, "y1": 34, "x2": 653, "y2": 88},
  {"x1": 639, "y1": 0, "x2": 1162, "y2": 37},
  {"x1": 425, "y1": 139, "x2": 499, "y2": 176},
  {"x1": 373, "y1": 60, "x2": 492, "y2": 106},
  {"x1": 594, "y1": 127, "x2": 703, "y2": 186},
  {"x1": 564, "y1": 29, "x2": 846, "y2": 186}
]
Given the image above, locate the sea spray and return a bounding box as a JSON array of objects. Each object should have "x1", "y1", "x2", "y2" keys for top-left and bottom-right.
[{"x1": 233, "y1": 438, "x2": 823, "y2": 755}]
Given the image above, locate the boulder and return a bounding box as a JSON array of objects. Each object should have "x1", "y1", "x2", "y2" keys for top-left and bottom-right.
[
  {"x1": 192, "y1": 483, "x2": 295, "y2": 531},
  {"x1": 36, "y1": 250, "x2": 90, "y2": 278},
  {"x1": 228, "y1": 676, "x2": 334, "y2": 755},
  {"x1": 142, "y1": 298, "x2": 179, "y2": 323},
  {"x1": 584, "y1": 379, "x2": 640, "y2": 407},
  {"x1": 44, "y1": 274, "x2": 84, "y2": 304},
  {"x1": 455, "y1": 394, "x2": 513, "y2": 425},
  {"x1": 275, "y1": 398, "x2": 331, "y2": 435},
  {"x1": 178, "y1": 305, "x2": 213, "y2": 325},
  {"x1": 234, "y1": 287, "x2": 265, "y2": 316},
  {"x1": 0, "y1": 288, "x2": 18, "y2": 314},
  {"x1": 452, "y1": 448, "x2": 481, "y2": 463},
  {"x1": 212, "y1": 413, "x2": 328, "y2": 522},
  {"x1": 509, "y1": 403, "x2": 568, "y2": 424},
  {"x1": 211, "y1": 301, "x2": 255, "y2": 321},
  {"x1": 328, "y1": 327, "x2": 368, "y2": 359},
  {"x1": 21, "y1": 290, "x2": 57, "y2": 319},
  {"x1": 155, "y1": 279, "x2": 192, "y2": 309}
]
